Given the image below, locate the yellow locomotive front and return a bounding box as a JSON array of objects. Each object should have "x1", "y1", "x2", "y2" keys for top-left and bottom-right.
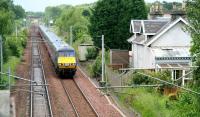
[{"x1": 57, "y1": 50, "x2": 77, "y2": 76}]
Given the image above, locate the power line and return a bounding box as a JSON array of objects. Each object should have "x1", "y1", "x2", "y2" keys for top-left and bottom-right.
[{"x1": 137, "y1": 72, "x2": 200, "y2": 95}]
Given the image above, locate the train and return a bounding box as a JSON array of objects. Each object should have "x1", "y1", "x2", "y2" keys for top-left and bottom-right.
[{"x1": 39, "y1": 25, "x2": 77, "y2": 77}]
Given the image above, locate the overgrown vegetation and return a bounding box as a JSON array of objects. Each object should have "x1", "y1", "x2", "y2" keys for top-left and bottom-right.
[
  {"x1": 87, "y1": 50, "x2": 110, "y2": 77},
  {"x1": 186, "y1": 0, "x2": 200, "y2": 115},
  {"x1": 130, "y1": 70, "x2": 171, "y2": 85},
  {"x1": 85, "y1": 47, "x2": 98, "y2": 60},
  {"x1": 0, "y1": 0, "x2": 27, "y2": 89},
  {"x1": 118, "y1": 88, "x2": 172, "y2": 117}
]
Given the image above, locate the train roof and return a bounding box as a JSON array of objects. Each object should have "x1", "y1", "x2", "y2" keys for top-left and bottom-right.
[{"x1": 39, "y1": 25, "x2": 74, "y2": 52}]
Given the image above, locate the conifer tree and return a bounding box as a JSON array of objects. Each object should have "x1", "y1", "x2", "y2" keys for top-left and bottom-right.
[{"x1": 89, "y1": 0, "x2": 147, "y2": 49}]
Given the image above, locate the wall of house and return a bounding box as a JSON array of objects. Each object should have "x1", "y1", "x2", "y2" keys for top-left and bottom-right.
[
  {"x1": 151, "y1": 22, "x2": 191, "y2": 47},
  {"x1": 133, "y1": 44, "x2": 155, "y2": 69}
]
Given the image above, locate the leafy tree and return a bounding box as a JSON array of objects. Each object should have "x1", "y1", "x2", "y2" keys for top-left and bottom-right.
[
  {"x1": 186, "y1": 0, "x2": 200, "y2": 115},
  {"x1": 55, "y1": 5, "x2": 92, "y2": 44},
  {"x1": 161, "y1": 1, "x2": 182, "y2": 13},
  {"x1": 82, "y1": 9, "x2": 90, "y2": 17},
  {"x1": 89, "y1": 0, "x2": 147, "y2": 49},
  {"x1": 0, "y1": 0, "x2": 14, "y2": 11},
  {"x1": 45, "y1": 6, "x2": 62, "y2": 24},
  {"x1": 13, "y1": 5, "x2": 25, "y2": 19}
]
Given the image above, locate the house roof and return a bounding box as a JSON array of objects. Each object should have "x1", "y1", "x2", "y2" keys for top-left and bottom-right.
[
  {"x1": 145, "y1": 17, "x2": 189, "y2": 46},
  {"x1": 132, "y1": 20, "x2": 142, "y2": 33},
  {"x1": 134, "y1": 35, "x2": 145, "y2": 43},
  {"x1": 143, "y1": 20, "x2": 169, "y2": 34},
  {"x1": 128, "y1": 17, "x2": 189, "y2": 46},
  {"x1": 152, "y1": 48, "x2": 190, "y2": 58},
  {"x1": 130, "y1": 19, "x2": 169, "y2": 34}
]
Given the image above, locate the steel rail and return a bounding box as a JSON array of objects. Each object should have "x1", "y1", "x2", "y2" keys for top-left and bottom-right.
[
  {"x1": 30, "y1": 30, "x2": 53, "y2": 117},
  {"x1": 30, "y1": 36, "x2": 33, "y2": 117},
  {"x1": 73, "y1": 78, "x2": 99, "y2": 117},
  {"x1": 38, "y1": 41, "x2": 53, "y2": 117},
  {"x1": 60, "y1": 80, "x2": 80, "y2": 117}
]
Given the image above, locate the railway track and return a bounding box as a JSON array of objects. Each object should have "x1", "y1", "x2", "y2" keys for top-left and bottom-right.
[
  {"x1": 30, "y1": 26, "x2": 53, "y2": 117},
  {"x1": 61, "y1": 79, "x2": 98, "y2": 117}
]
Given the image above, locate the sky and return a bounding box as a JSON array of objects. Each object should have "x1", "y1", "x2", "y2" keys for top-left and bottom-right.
[{"x1": 13, "y1": 0, "x2": 183, "y2": 12}]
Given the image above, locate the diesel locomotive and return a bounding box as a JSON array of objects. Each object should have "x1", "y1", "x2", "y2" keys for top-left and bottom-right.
[{"x1": 39, "y1": 25, "x2": 77, "y2": 77}]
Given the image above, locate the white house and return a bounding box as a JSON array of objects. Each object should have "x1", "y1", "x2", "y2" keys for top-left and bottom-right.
[{"x1": 128, "y1": 17, "x2": 192, "y2": 85}]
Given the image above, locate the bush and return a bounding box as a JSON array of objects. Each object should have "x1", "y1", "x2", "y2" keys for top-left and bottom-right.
[
  {"x1": 131, "y1": 70, "x2": 172, "y2": 86},
  {"x1": 5, "y1": 29, "x2": 28, "y2": 58},
  {"x1": 86, "y1": 47, "x2": 98, "y2": 60},
  {"x1": 89, "y1": 55, "x2": 102, "y2": 77},
  {"x1": 131, "y1": 73, "x2": 152, "y2": 85}
]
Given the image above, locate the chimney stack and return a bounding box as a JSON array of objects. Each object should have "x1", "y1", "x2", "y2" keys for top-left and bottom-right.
[
  {"x1": 170, "y1": 2, "x2": 186, "y2": 21},
  {"x1": 149, "y1": 1, "x2": 163, "y2": 19}
]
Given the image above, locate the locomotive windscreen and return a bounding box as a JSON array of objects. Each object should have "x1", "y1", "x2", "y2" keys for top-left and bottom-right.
[{"x1": 59, "y1": 51, "x2": 75, "y2": 57}]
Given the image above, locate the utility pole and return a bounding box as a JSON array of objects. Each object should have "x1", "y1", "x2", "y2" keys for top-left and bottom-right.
[
  {"x1": 15, "y1": 25, "x2": 18, "y2": 37},
  {"x1": 100, "y1": 35, "x2": 106, "y2": 87},
  {"x1": 70, "y1": 26, "x2": 73, "y2": 46},
  {"x1": 8, "y1": 67, "x2": 10, "y2": 90},
  {"x1": 0, "y1": 36, "x2": 3, "y2": 78}
]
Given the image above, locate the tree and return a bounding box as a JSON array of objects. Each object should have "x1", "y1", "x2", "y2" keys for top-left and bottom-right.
[
  {"x1": 186, "y1": 0, "x2": 200, "y2": 115},
  {"x1": 45, "y1": 6, "x2": 62, "y2": 24},
  {"x1": 187, "y1": 0, "x2": 200, "y2": 89},
  {"x1": 89, "y1": 0, "x2": 147, "y2": 49},
  {"x1": 55, "y1": 5, "x2": 92, "y2": 43},
  {"x1": 13, "y1": 5, "x2": 25, "y2": 19}
]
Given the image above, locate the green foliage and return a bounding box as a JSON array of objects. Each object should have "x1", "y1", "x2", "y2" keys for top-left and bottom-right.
[
  {"x1": 131, "y1": 70, "x2": 171, "y2": 85},
  {"x1": 86, "y1": 47, "x2": 98, "y2": 60},
  {"x1": 0, "y1": 0, "x2": 14, "y2": 11},
  {"x1": 82, "y1": 9, "x2": 91, "y2": 17},
  {"x1": 131, "y1": 72, "x2": 151, "y2": 84},
  {"x1": 44, "y1": 6, "x2": 62, "y2": 24},
  {"x1": 0, "y1": 10, "x2": 14, "y2": 35},
  {"x1": 186, "y1": 0, "x2": 200, "y2": 114},
  {"x1": 118, "y1": 88, "x2": 199, "y2": 117},
  {"x1": 88, "y1": 50, "x2": 110, "y2": 77},
  {"x1": 88, "y1": 55, "x2": 102, "y2": 77},
  {"x1": 162, "y1": 1, "x2": 182, "y2": 12},
  {"x1": 169, "y1": 92, "x2": 199, "y2": 117},
  {"x1": 26, "y1": 11, "x2": 44, "y2": 18},
  {"x1": 5, "y1": 29, "x2": 27, "y2": 59},
  {"x1": 89, "y1": 0, "x2": 147, "y2": 49},
  {"x1": 13, "y1": 5, "x2": 25, "y2": 19},
  {"x1": 53, "y1": 4, "x2": 93, "y2": 47},
  {"x1": 0, "y1": 0, "x2": 26, "y2": 89},
  {"x1": 0, "y1": 56, "x2": 20, "y2": 89},
  {"x1": 0, "y1": 29, "x2": 28, "y2": 89},
  {"x1": 118, "y1": 88, "x2": 172, "y2": 117}
]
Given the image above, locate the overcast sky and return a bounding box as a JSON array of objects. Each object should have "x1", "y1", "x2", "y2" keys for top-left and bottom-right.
[{"x1": 13, "y1": 0, "x2": 183, "y2": 12}]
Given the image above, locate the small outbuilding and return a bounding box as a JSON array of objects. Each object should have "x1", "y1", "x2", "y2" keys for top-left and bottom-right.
[{"x1": 78, "y1": 43, "x2": 94, "y2": 61}]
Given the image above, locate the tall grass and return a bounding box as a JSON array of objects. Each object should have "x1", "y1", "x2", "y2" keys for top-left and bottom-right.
[{"x1": 117, "y1": 88, "x2": 174, "y2": 117}]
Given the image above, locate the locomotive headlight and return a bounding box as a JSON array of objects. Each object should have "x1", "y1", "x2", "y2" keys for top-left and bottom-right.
[{"x1": 65, "y1": 63, "x2": 69, "y2": 66}]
